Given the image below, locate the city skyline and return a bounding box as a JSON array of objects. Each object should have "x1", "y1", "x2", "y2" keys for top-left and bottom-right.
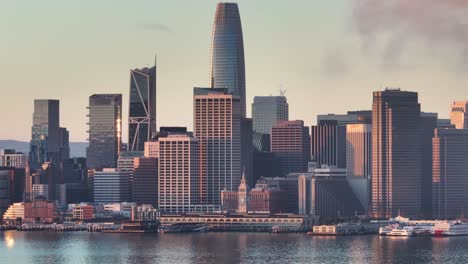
[{"x1": 1, "y1": 1, "x2": 468, "y2": 142}]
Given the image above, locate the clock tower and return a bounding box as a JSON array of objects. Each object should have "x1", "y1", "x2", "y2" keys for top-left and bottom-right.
[{"x1": 237, "y1": 171, "x2": 249, "y2": 214}]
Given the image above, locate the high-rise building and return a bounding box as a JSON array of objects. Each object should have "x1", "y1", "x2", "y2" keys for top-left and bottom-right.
[
  {"x1": 346, "y1": 124, "x2": 372, "y2": 211},
  {"x1": 30, "y1": 99, "x2": 60, "y2": 169},
  {"x1": 252, "y1": 96, "x2": 289, "y2": 151},
  {"x1": 432, "y1": 129, "x2": 468, "y2": 219},
  {"x1": 450, "y1": 101, "x2": 468, "y2": 129},
  {"x1": 271, "y1": 120, "x2": 310, "y2": 175},
  {"x1": 129, "y1": 63, "x2": 157, "y2": 151},
  {"x1": 94, "y1": 168, "x2": 129, "y2": 203},
  {"x1": 420, "y1": 112, "x2": 438, "y2": 218},
  {"x1": 132, "y1": 157, "x2": 158, "y2": 206},
  {"x1": 371, "y1": 89, "x2": 421, "y2": 219},
  {"x1": 0, "y1": 170, "x2": 11, "y2": 220},
  {"x1": 59, "y1": 127, "x2": 70, "y2": 160},
  {"x1": 310, "y1": 123, "x2": 346, "y2": 168},
  {"x1": 210, "y1": 2, "x2": 246, "y2": 117},
  {"x1": 86, "y1": 94, "x2": 122, "y2": 170},
  {"x1": 0, "y1": 149, "x2": 27, "y2": 168},
  {"x1": 317, "y1": 110, "x2": 372, "y2": 126},
  {"x1": 158, "y1": 134, "x2": 199, "y2": 213},
  {"x1": 194, "y1": 88, "x2": 241, "y2": 206}
]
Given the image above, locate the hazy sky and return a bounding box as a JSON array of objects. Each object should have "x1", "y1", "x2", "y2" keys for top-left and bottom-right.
[{"x1": 1, "y1": 0, "x2": 467, "y2": 142}]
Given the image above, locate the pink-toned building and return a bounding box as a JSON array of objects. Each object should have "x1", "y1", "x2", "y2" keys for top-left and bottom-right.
[
  {"x1": 24, "y1": 199, "x2": 57, "y2": 223},
  {"x1": 72, "y1": 205, "x2": 94, "y2": 221}
]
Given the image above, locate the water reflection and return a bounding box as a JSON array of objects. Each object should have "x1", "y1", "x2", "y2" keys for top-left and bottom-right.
[{"x1": 2, "y1": 231, "x2": 468, "y2": 264}]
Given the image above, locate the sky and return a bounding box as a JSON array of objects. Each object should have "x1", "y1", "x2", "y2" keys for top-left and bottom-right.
[{"x1": 1, "y1": 0, "x2": 467, "y2": 142}]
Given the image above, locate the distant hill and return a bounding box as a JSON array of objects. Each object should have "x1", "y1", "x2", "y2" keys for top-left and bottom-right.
[{"x1": 0, "y1": 140, "x2": 88, "y2": 158}]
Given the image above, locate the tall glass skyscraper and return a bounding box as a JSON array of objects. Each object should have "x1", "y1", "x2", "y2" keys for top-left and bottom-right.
[
  {"x1": 129, "y1": 63, "x2": 156, "y2": 151},
  {"x1": 86, "y1": 94, "x2": 122, "y2": 170},
  {"x1": 210, "y1": 2, "x2": 246, "y2": 117},
  {"x1": 30, "y1": 99, "x2": 60, "y2": 169}
]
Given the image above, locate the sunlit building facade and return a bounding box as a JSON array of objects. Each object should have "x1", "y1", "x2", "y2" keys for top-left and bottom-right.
[
  {"x1": 450, "y1": 101, "x2": 468, "y2": 129},
  {"x1": 86, "y1": 94, "x2": 122, "y2": 170},
  {"x1": 129, "y1": 64, "x2": 157, "y2": 151}
]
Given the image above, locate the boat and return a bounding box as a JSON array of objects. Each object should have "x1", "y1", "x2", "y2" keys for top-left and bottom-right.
[
  {"x1": 387, "y1": 226, "x2": 414, "y2": 236},
  {"x1": 379, "y1": 225, "x2": 395, "y2": 235},
  {"x1": 433, "y1": 221, "x2": 468, "y2": 237}
]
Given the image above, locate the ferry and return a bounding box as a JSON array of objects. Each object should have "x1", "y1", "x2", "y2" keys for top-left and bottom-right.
[
  {"x1": 387, "y1": 226, "x2": 414, "y2": 237},
  {"x1": 379, "y1": 224, "x2": 397, "y2": 235},
  {"x1": 433, "y1": 221, "x2": 468, "y2": 237}
]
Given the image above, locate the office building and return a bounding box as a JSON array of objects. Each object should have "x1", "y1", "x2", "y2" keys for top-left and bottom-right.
[
  {"x1": 30, "y1": 99, "x2": 60, "y2": 169},
  {"x1": 0, "y1": 170, "x2": 10, "y2": 220},
  {"x1": 450, "y1": 101, "x2": 468, "y2": 129},
  {"x1": 317, "y1": 111, "x2": 372, "y2": 126},
  {"x1": 129, "y1": 63, "x2": 157, "y2": 151},
  {"x1": 420, "y1": 112, "x2": 438, "y2": 218},
  {"x1": 271, "y1": 120, "x2": 310, "y2": 175},
  {"x1": 259, "y1": 177, "x2": 299, "y2": 213},
  {"x1": 0, "y1": 149, "x2": 27, "y2": 168},
  {"x1": 94, "y1": 168, "x2": 129, "y2": 203},
  {"x1": 310, "y1": 123, "x2": 346, "y2": 169},
  {"x1": 371, "y1": 89, "x2": 421, "y2": 219},
  {"x1": 86, "y1": 94, "x2": 122, "y2": 170},
  {"x1": 252, "y1": 96, "x2": 289, "y2": 151},
  {"x1": 158, "y1": 134, "x2": 199, "y2": 213},
  {"x1": 194, "y1": 88, "x2": 241, "y2": 206},
  {"x1": 433, "y1": 129, "x2": 468, "y2": 219},
  {"x1": 0, "y1": 167, "x2": 25, "y2": 204},
  {"x1": 346, "y1": 124, "x2": 372, "y2": 210},
  {"x1": 210, "y1": 2, "x2": 246, "y2": 117},
  {"x1": 132, "y1": 157, "x2": 158, "y2": 206}
]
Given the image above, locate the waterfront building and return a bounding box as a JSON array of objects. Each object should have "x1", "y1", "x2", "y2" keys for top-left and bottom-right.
[
  {"x1": 194, "y1": 88, "x2": 242, "y2": 206},
  {"x1": 2, "y1": 202, "x2": 25, "y2": 224},
  {"x1": 346, "y1": 124, "x2": 372, "y2": 210},
  {"x1": 271, "y1": 120, "x2": 310, "y2": 175},
  {"x1": 94, "y1": 168, "x2": 130, "y2": 203},
  {"x1": 371, "y1": 89, "x2": 422, "y2": 219},
  {"x1": 450, "y1": 101, "x2": 468, "y2": 129},
  {"x1": 24, "y1": 198, "x2": 57, "y2": 223},
  {"x1": 432, "y1": 129, "x2": 468, "y2": 219},
  {"x1": 310, "y1": 122, "x2": 346, "y2": 169},
  {"x1": 30, "y1": 99, "x2": 60, "y2": 169},
  {"x1": 420, "y1": 112, "x2": 438, "y2": 219},
  {"x1": 252, "y1": 96, "x2": 289, "y2": 151},
  {"x1": 86, "y1": 94, "x2": 122, "y2": 170},
  {"x1": 132, "y1": 157, "x2": 158, "y2": 206},
  {"x1": 0, "y1": 149, "x2": 27, "y2": 168},
  {"x1": 158, "y1": 134, "x2": 200, "y2": 213},
  {"x1": 259, "y1": 177, "x2": 299, "y2": 213},
  {"x1": 0, "y1": 170, "x2": 10, "y2": 220},
  {"x1": 72, "y1": 205, "x2": 93, "y2": 220},
  {"x1": 0, "y1": 167, "x2": 25, "y2": 204},
  {"x1": 210, "y1": 2, "x2": 246, "y2": 117},
  {"x1": 129, "y1": 63, "x2": 157, "y2": 151}
]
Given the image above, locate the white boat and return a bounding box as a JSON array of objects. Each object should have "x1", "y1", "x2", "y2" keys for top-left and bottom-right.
[
  {"x1": 433, "y1": 221, "x2": 468, "y2": 237},
  {"x1": 379, "y1": 225, "x2": 395, "y2": 235},
  {"x1": 387, "y1": 226, "x2": 414, "y2": 236}
]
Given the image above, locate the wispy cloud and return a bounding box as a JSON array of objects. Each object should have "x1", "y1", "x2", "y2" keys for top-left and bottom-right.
[{"x1": 352, "y1": 0, "x2": 468, "y2": 69}]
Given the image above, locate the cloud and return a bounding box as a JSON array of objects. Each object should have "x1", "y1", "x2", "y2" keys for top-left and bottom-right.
[
  {"x1": 137, "y1": 23, "x2": 174, "y2": 34},
  {"x1": 320, "y1": 48, "x2": 351, "y2": 78},
  {"x1": 352, "y1": 0, "x2": 468, "y2": 69}
]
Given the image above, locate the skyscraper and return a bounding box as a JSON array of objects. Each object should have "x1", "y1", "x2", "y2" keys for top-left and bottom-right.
[
  {"x1": 310, "y1": 123, "x2": 346, "y2": 169},
  {"x1": 432, "y1": 129, "x2": 468, "y2": 219},
  {"x1": 194, "y1": 88, "x2": 241, "y2": 206},
  {"x1": 346, "y1": 124, "x2": 371, "y2": 210},
  {"x1": 210, "y1": 2, "x2": 246, "y2": 117},
  {"x1": 371, "y1": 89, "x2": 421, "y2": 219},
  {"x1": 420, "y1": 112, "x2": 438, "y2": 218},
  {"x1": 86, "y1": 94, "x2": 122, "y2": 170},
  {"x1": 59, "y1": 127, "x2": 70, "y2": 161},
  {"x1": 252, "y1": 96, "x2": 289, "y2": 151},
  {"x1": 30, "y1": 99, "x2": 60, "y2": 169},
  {"x1": 94, "y1": 168, "x2": 129, "y2": 203},
  {"x1": 132, "y1": 157, "x2": 158, "y2": 206},
  {"x1": 129, "y1": 63, "x2": 157, "y2": 151},
  {"x1": 271, "y1": 120, "x2": 311, "y2": 175},
  {"x1": 450, "y1": 101, "x2": 468, "y2": 129},
  {"x1": 158, "y1": 134, "x2": 199, "y2": 213}
]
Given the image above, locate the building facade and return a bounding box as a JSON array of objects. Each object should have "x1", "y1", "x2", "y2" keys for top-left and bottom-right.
[
  {"x1": 432, "y1": 129, "x2": 468, "y2": 219},
  {"x1": 210, "y1": 2, "x2": 246, "y2": 117},
  {"x1": 132, "y1": 157, "x2": 158, "y2": 206},
  {"x1": 310, "y1": 123, "x2": 346, "y2": 169},
  {"x1": 86, "y1": 94, "x2": 122, "y2": 170},
  {"x1": 158, "y1": 134, "x2": 199, "y2": 213},
  {"x1": 346, "y1": 124, "x2": 372, "y2": 210},
  {"x1": 420, "y1": 112, "x2": 438, "y2": 219},
  {"x1": 450, "y1": 101, "x2": 468, "y2": 129},
  {"x1": 30, "y1": 99, "x2": 60, "y2": 169},
  {"x1": 371, "y1": 89, "x2": 422, "y2": 219},
  {"x1": 93, "y1": 168, "x2": 129, "y2": 203},
  {"x1": 0, "y1": 149, "x2": 27, "y2": 168},
  {"x1": 194, "y1": 88, "x2": 242, "y2": 206},
  {"x1": 129, "y1": 64, "x2": 157, "y2": 151},
  {"x1": 271, "y1": 120, "x2": 310, "y2": 175}
]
